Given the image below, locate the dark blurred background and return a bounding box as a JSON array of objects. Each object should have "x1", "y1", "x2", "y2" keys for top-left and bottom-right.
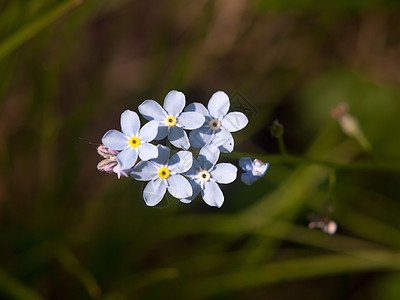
[{"x1": 1, "y1": 0, "x2": 400, "y2": 299}]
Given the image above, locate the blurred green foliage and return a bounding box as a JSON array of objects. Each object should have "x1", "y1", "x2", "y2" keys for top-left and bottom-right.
[{"x1": 1, "y1": 0, "x2": 400, "y2": 299}]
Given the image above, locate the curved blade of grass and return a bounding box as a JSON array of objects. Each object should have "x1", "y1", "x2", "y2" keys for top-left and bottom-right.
[
  {"x1": 0, "y1": 0, "x2": 83, "y2": 61},
  {"x1": 56, "y1": 246, "x2": 102, "y2": 299},
  {"x1": 0, "y1": 267, "x2": 44, "y2": 300},
  {"x1": 182, "y1": 253, "x2": 399, "y2": 299}
]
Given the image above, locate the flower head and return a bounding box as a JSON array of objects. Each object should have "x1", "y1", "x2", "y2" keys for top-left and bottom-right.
[
  {"x1": 239, "y1": 157, "x2": 269, "y2": 185},
  {"x1": 130, "y1": 145, "x2": 193, "y2": 206},
  {"x1": 101, "y1": 110, "x2": 159, "y2": 170},
  {"x1": 182, "y1": 144, "x2": 237, "y2": 208},
  {"x1": 138, "y1": 91, "x2": 205, "y2": 150},
  {"x1": 185, "y1": 91, "x2": 248, "y2": 153}
]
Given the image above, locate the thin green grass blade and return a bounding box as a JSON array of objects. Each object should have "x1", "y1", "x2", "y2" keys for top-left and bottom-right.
[
  {"x1": 0, "y1": 268, "x2": 44, "y2": 300},
  {"x1": 182, "y1": 253, "x2": 399, "y2": 299},
  {"x1": 0, "y1": 0, "x2": 83, "y2": 61}
]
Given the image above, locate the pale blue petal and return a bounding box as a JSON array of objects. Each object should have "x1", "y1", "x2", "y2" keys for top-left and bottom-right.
[
  {"x1": 183, "y1": 159, "x2": 201, "y2": 179},
  {"x1": 202, "y1": 181, "x2": 224, "y2": 208},
  {"x1": 167, "y1": 174, "x2": 192, "y2": 199},
  {"x1": 207, "y1": 91, "x2": 230, "y2": 119},
  {"x1": 221, "y1": 112, "x2": 248, "y2": 132},
  {"x1": 130, "y1": 161, "x2": 158, "y2": 181},
  {"x1": 197, "y1": 144, "x2": 219, "y2": 171},
  {"x1": 152, "y1": 144, "x2": 170, "y2": 166},
  {"x1": 138, "y1": 120, "x2": 158, "y2": 142},
  {"x1": 169, "y1": 126, "x2": 190, "y2": 150},
  {"x1": 113, "y1": 164, "x2": 130, "y2": 179},
  {"x1": 211, "y1": 129, "x2": 234, "y2": 153},
  {"x1": 139, "y1": 100, "x2": 167, "y2": 121},
  {"x1": 260, "y1": 162, "x2": 270, "y2": 176},
  {"x1": 102, "y1": 130, "x2": 128, "y2": 150},
  {"x1": 143, "y1": 178, "x2": 167, "y2": 206},
  {"x1": 155, "y1": 125, "x2": 169, "y2": 140},
  {"x1": 180, "y1": 179, "x2": 201, "y2": 203},
  {"x1": 184, "y1": 102, "x2": 210, "y2": 117},
  {"x1": 177, "y1": 112, "x2": 205, "y2": 130},
  {"x1": 169, "y1": 151, "x2": 193, "y2": 174},
  {"x1": 116, "y1": 147, "x2": 138, "y2": 170},
  {"x1": 252, "y1": 161, "x2": 269, "y2": 177},
  {"x1": 239, "y1": 157, "x2": 253, "y2": 172},
  {"x1": 241, "y1": 172, "x2": 258, "y2": 186},
  {"x1": 253, "y1": 160, "x2": 264, "y2": 169},
  {"x1": 163, "y1": 90, "x2": 185, "y2": 116},
  {"x1": 189, "y1": 127, "x2": 213, "y2": 148},
  {"x1": 211, "y1": 163, "x2": 237, "y2": 184},
  {"x1": 120, "y1": 110, "x2": 140, "y2": 136},
  {"x1": 138, "y1": 143, "x2": 158, "y2": 161}
]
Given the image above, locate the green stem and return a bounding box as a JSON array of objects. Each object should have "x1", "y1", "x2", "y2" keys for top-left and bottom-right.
[
  {"x1": 0, "y1": 0, "x2": 83, "y2": 60},
  {"x1": 277, "y1": 136, "x2": 287, "y2": 156},
  {"x1": 224, "y1": 152, "x2": 400, "y2": 172}
]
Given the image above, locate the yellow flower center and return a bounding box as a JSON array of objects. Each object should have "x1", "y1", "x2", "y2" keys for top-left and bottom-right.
[
  {"x1": 166, "y1": 115, "x2": 177, "y2": 127},
  {"x1": 158, "y1": 167, "x2": 170, "y2": 179},
  {"x1": 128, "y1": 136, "x2": 141, "y2": 148}
]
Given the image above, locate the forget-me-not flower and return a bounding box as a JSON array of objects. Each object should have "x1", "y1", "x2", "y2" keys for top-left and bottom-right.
[
  {"x1": 181, "y1": 144, "x2": 237, "y2": 208},
  {"x1": 130, "y1": 144, "x2": 193, "y2": 206},
  {"x1": 239, "y1": 157, "x2": 269, "y2": 185},
  {"x1": 185, "y1": 91, "x2": 248, "y2": 153},
  {"x1": 102, "y1": 110, "x2": 159, "y2": 170},
  {"x1": 138, "y1": 90, "x2": 205, "y2": 150}
]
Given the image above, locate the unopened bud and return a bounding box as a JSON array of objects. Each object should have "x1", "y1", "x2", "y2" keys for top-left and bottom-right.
[
  {"x1": 330, "y1": 102, "x2": 348, "y2": 119},
  {"x1": 330, "y1": 103, "x2": 371, "y2": 152},
  {"x1": 322, "y1": 220, "x2": 337, "y2": 235},
  {"x1": 270, "y1": 119, "x2": 284, "y2": 138}
]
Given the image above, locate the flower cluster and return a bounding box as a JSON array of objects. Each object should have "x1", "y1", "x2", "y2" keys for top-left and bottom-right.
[{"x1": 97, "y1": 90, "x2": 268, "y2": 207}]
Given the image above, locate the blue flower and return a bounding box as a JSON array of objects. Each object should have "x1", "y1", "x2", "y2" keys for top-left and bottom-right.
[
  {"x1": 138, "y1": 90, "x2": 205, "y2": 150},
  {"x1": 185, "y1": 91, "x2": 248, "y2": 153},
  {"x1": 181, "y1": 144, "x2": 237, "y2": 208},
  {"x1": 239, "y1": 157, "x2": 269, "y2": 185},
  {"x1": 130, "y1": 145, "x2": 193, "y2": 206},
  {"x1": 102, "y1": 110, "x2": 159, "y2": 170}
]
